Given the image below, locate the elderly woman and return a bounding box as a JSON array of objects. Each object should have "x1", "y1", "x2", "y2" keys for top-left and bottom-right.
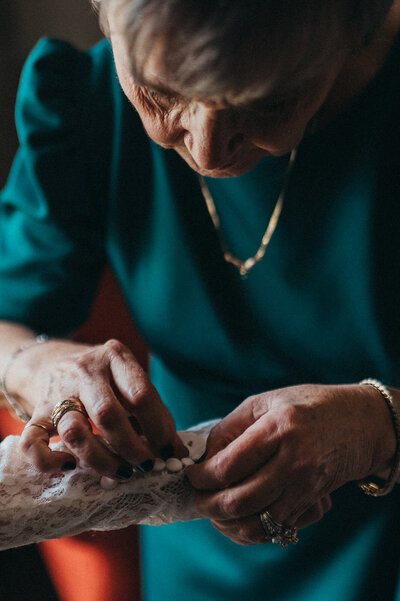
[{"x1": 1, "y1": 0, "x2": 400, "y2": 599}]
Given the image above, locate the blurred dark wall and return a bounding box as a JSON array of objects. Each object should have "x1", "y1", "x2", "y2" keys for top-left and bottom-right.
[
  {"x1": 0, "y1": 6, "x2": 102, "y2": 598},
  {"x1": 0, "y1": 0, "x2": 102, "y2": 186}
]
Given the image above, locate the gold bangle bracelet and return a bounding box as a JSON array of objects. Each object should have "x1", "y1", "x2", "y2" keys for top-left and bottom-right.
[{"x1": 358, "y1": 378, "x2": 400, "y2": 496}]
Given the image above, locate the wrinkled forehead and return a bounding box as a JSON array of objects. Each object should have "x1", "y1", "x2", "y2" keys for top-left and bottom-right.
[{"x1": 107, "y1": 0, "x2": 348, "y2": 105}]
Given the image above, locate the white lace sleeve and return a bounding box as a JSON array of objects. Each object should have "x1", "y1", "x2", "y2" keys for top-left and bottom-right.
[{"x1": 0, "y1": 420, "x2": 218, "y2": 551}]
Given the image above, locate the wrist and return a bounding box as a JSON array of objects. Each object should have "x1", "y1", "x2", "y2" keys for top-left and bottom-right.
[
  {"x1": 6, "y1": 339, "x2": 91, "y2": 416},
  {"x1": 356, "y1": 379, "x2": 400, "y2": 496}
]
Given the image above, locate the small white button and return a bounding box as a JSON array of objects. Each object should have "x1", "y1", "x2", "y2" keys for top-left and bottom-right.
[
  {"x1": 152, "y1": 458, "x2": 166, "y2": 472},
  {"x1": 166, "y1": 458, "x2": 183, "y2": 472},
  {"x1": 100, "y1": 476, "x2": 118, "y2": 490},
  {"x1": 181, "y1": 457, "x2": 194, "y2": 467}
]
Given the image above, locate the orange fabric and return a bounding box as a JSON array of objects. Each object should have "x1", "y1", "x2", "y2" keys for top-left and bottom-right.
[
  {"x1": 39, "y1": 529, "x2": 141, "y2": 601},
  {"x1": 1, "y1": 267, "x2": 147, "y2": 601},
  {"x1": 75, "y1": 267, "x2": 148, "y2": 369}
]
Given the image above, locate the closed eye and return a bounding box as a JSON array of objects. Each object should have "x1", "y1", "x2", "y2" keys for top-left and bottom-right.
[{"x1": 144, "y1": 86, "x2": 182, "y2": 110}]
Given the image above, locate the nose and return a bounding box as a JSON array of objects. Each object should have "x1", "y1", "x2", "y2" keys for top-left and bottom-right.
[{"x1": 182, "y1": 103, "x2": 244, "y2": 171}]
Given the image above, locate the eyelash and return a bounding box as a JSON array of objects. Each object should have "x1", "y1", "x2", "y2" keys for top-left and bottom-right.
[
  {"x1": 146, "y1": 88, "x2": 179, "y2": 109},
  {"x1": 142, "y1": 86, "x2": 294, "y2": 119}
]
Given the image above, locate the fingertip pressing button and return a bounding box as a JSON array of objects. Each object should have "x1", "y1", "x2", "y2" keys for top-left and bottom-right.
[
  {"x1": 115, "y1": 465, "x2": 134, "y2": 480},
  {"x1": 136, "y1": 459, "x2": 154, "y2": 473}
]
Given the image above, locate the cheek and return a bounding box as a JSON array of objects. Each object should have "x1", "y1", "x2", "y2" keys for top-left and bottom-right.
[
  {"x1": 113, "y1": 57, "x2": 184, "y2": 147},
  {"x1": 131, "y1": 102, "x2": 184, "y2": 148}
]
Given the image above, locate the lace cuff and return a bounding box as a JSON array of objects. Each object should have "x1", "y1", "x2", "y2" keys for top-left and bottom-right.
[{"x1": 0, "y1": 420, "x2": 218, "y2": 551}]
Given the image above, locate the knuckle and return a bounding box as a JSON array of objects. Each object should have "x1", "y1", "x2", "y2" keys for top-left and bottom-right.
[
  {"x1": 104, "y1": 339, "x2": 126, "y2": 358},
  {"x1": 130, "y1": 382, "x2": 157, "y2": 408},
  {"x1": 219, "y1": 489, "x2": 242, "y2": 519},
  {"x1": 280, "y1": 404, "x2": 299, "y2": 432},
  {"x1": 20, "y1": 436, "x2": 36, "y2": 456},
  {"x1": 74, "y1": 353, "x2": 98, "y2": 378},
  {"x1": 61, "y1": 422, "x2": 88, "y2": 447},
  {"x1": 212, "y1": 453, "x2": 231, "y2": 487},
  {"x1": 20, "y1": 440, "x2": 53, "y2": 472},
  {"x1": 93, "y1": 401, "x2": 118, "y2": 430},
  {"x1": 251, "y1": 394, "x2": 269, "y2": 420}
]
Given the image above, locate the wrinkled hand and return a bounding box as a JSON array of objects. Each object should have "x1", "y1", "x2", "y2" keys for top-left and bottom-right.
[
  {"x1": 186, "y1": 383, "x2": 396, "y2": 545},
  {"x1": 19, "y1": 339, "x2": 186, "y2": 477}
]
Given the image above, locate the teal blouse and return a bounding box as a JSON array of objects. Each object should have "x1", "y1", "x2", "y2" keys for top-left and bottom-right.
[{"x1": 1, "y1": 38, "x2": 400, "y2": 601}]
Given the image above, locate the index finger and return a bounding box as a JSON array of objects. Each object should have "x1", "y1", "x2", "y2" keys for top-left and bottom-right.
[
  {"x1": 106, "y1": 340, "x2": 186, "y2": 458},
  {"x1": 186, "y1": 413, "x2": 279, "y2": 491},
  {"x1": 205, "y1": 393, "x2": 272, "y2": 457}
]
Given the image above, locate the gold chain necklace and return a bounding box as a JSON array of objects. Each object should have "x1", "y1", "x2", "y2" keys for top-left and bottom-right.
[{"x1": 198, "y1": 148, "x2": 297, "y2": 278}]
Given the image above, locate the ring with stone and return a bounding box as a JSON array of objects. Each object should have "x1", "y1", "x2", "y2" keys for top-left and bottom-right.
[{"x1": 259, "y1": 509, "x2": 298, "y2": 547}]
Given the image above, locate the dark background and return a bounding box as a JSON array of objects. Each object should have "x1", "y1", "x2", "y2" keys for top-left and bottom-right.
[
  {"x1": 0, "y1": 3, "x2": 101, "y2": 599},
  {"x1": 0, "y1": 0, "x2": 102, "y2": 186}
]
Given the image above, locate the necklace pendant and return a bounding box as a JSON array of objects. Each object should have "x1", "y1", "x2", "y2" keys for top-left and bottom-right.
[{"x1": 239, "y1": 265, "x2": 249, "y2": 279}]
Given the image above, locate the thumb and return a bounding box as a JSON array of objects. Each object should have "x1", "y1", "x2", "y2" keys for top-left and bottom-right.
[{"x1": 206, "y1": 396, "x2": 260, "y2": 458}]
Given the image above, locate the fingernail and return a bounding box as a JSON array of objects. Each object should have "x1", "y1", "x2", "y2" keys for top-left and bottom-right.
[
  {"x1": 115, "y1": 465, "x2": 133, "y2": 480},
  {"x1": 62, "y1": 461, "x2": 76, "y2": 471},
  {"x1": 194, "y1": 450, "x2": 208, "y2": 464},
  {"x1": 136, "y1": 459, "x2": 154, "y2": 473},
  {"x1": 158, "y1": 445, "x2": 174, "y2": 461}
]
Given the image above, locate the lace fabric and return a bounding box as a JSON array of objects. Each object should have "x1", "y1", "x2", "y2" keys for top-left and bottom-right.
[{"x1": 0, "y1": 420, "x2": 218, "y2": 551}]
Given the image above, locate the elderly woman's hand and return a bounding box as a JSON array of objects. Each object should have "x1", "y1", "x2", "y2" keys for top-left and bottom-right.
[
  {"x1": 186, "y1": 384, "x2": 397, "y2": 545},
  {"x1": 18, "y1": 339, "x2": 186, "y2": 478}
]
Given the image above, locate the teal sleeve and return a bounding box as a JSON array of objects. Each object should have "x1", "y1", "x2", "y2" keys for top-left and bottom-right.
[{"x1": 0, "y1": 39, "x2": 106, "y2": 336}]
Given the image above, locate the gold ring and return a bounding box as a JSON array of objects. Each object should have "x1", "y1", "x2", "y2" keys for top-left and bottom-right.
[
  {"x1": 51, "y1": 399, "x2": 88, "y2": 429},
  {"x1": 259, "y1": 509, "x2": 298, "y2": 547},
  {"x1": 25, "y1": 422, "x2": 51, "y2": 434}
]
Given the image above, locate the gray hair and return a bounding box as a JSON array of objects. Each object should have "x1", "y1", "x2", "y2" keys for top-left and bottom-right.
[{"x1": 92, "y1": 0, "x2": 394, "y2": 104}]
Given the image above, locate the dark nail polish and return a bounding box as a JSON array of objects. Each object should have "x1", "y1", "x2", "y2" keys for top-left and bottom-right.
[
  {"x1": 159, "y1": 445, "x2": 174, "y2": 461},
  {"x1": 136, "y1": 459, "x2": 154, "y2": 473},
  {"x1": 62, "y1": 461, "x2": 76, "y2": 471},
  {"x1": 194, "y1": 450, "x2": 208, "y2": 464},
  {"x1": 115, "y1": 465, "x2": 133, "y2": 480}
]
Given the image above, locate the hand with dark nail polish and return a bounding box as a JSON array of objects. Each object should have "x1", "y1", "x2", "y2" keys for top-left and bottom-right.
[
  {"x1": 62, "y1": 461, "x2": 76, "y2": 471},
  {"x1": 137, "y1": 459, "x2": 154, "y2": 473},
  {"x1": 115, "y1": 465, "x2": 133, "y2": 480}
]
